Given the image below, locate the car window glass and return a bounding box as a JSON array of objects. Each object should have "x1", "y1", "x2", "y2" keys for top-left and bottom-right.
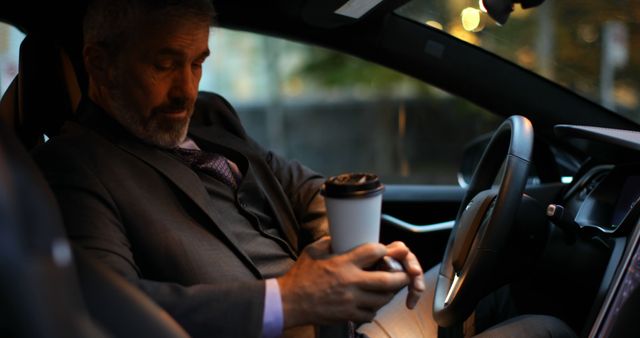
[
  {"x1": 0, "y1": 22, "x2": 24, "y2": 97},
  {"x1": 202, "y1": 28, "x2": 501, "y2": 185},
  {"x1": 397, "y1": 1, "x2": 640, "y2": 124}
]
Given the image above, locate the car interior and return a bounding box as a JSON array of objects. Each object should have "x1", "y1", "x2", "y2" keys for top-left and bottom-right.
[
  {"x1": 0, "y1": 10, "x2": 193, "y2": 338},
  {"x1": 2, "y1": 0, "x2": 640, "y2": 337}
]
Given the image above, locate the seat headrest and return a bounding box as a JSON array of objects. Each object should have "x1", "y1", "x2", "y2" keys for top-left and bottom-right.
[{"x1": 0, "y1": 33, "x2": 81, "y2": 149}]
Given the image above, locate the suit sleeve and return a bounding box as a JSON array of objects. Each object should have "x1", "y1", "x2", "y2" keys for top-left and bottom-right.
[
  {"x1": 196, "y1": 91, "x2": 330, "y2": 247},
  {"x1": 247, "y1": 138, "x2": 329, "y2": 247},
  {"x1": 33, "y1": 144, "x2": 266, "y2": 338}
]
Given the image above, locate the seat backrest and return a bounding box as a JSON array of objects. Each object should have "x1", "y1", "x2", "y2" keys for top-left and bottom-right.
[
  {"x1": 0, "y1": 33, "x2": 94, "y2": 338},
  {"x1": 0, "y1": 120, "x2": 106, "y2": 338},
  {"x1": 0, "y1": 33, "x2": 189, "y2": 338}
]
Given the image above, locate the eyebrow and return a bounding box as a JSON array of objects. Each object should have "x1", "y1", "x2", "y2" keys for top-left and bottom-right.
[
  {"x1": 198, "y1": 49, "x2": 211, "y2": 60},
  {"x1": 156, "y1": 47, "x2": 210, "y2": 60}
]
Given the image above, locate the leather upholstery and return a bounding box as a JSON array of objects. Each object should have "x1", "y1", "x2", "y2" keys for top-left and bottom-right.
[
  {"x1": 0, "y1": 33, "x2": 80, "y2": 149},
  {"x1": 0, "y1": 33, "x2": 189, "y2": 337}
]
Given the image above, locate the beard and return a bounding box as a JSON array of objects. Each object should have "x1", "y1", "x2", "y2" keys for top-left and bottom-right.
[{"x1": 107, "y1": 87, "x2": 194, "y2": 149}]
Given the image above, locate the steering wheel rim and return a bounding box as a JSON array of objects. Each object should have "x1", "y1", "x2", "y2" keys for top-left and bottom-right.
[{"x1": 433, "y1": 115, "x2": 533, "y2": 327}]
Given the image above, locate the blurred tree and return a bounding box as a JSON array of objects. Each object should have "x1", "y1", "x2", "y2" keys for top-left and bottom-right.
[{"x1": 291, "y1": 47, "x2": 437, "y2": 98}]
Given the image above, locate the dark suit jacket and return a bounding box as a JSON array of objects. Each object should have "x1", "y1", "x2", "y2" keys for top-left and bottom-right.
[{"x1": 33, "y1": 92, "x2": 334, "y2": 337}]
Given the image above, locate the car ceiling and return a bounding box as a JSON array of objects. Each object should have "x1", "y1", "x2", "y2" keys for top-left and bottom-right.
[{"x1": 1, "y1": 0, "x2": 639, "y2": 162}]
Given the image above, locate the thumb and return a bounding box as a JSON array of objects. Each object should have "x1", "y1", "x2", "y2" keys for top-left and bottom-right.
[{"x1": 304, "y1": 236, "x2": 332, "y2": 258}]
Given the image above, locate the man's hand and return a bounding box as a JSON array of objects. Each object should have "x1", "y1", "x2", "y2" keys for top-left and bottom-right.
[
  {"x1": 277, "y1": 237, "x2": 420, "y2": 328},
  {"x1": 384, "y1": 241, "x2": 425, "y2": 309}
]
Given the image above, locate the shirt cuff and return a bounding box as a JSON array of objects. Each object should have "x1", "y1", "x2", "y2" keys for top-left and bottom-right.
[{"x1": 261, "y1": 278, "x2": 284, "y2": 338}]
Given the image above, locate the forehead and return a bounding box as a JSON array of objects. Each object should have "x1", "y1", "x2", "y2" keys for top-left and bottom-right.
[{"x1": 127, "y1": 16, "x2": 210, "y2": 54}]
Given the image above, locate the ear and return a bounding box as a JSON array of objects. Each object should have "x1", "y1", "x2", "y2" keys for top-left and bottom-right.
[{"x1": 83, "y1": 44, "x2": 116, "y2": 88}]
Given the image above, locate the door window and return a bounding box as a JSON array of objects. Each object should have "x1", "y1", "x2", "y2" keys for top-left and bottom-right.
[{"x1": 201, "y1": 28, "x2": 500, "y2": 185}]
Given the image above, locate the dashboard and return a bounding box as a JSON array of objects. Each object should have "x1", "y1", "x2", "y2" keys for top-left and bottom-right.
[
  {"x1": 553, "y1": 125, "x2": 640, "y2": 337},
  {"x1": 554, "y1": 124, "x2": 640, "y2": 235},
  {"x1": 563, "y1": 164, "x2": 640, "y2": 235}
]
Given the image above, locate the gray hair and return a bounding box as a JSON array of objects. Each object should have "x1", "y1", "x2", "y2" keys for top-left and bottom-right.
[{"x1": 83, "y1": 0, "x2": 215, "y2": 57}]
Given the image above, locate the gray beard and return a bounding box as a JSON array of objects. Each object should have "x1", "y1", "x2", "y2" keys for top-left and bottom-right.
[{"x1": 108, "y1": 88, "x2": 192, "y2": 149}]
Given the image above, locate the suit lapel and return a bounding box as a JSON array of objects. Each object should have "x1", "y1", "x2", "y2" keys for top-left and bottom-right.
[
  {"x1": 189, "y1": 124, "x2": 300, "y2": 254},
  {"x1": 77, "y1": 102, "x2": 262, "y2": 278},
  {"x1": 120, "y1": 140, "x2": 263, "y2": 278}
]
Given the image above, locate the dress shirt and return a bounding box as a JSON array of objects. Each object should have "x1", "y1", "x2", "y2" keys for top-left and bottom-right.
[{"x1": 178, "y1": 137, "x2": 284, "y2": 338}]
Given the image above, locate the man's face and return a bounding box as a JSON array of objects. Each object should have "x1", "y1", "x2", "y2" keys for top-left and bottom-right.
[{"x1": 105, "y1": 17, "x2": 210, "y2": 148}]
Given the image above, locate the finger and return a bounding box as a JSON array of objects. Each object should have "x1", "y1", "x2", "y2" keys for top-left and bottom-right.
[
  {"x1": 346, "y1": 242, "x2": 387, "y2": 268},
  {"x1": 412, "y1": 272, "x2": 426, "y2": 293},
  {"x1": 406, "y1": 286, "x2": 422, "y2": 309},
  {"x1": 400, "y1": 251, "x2": 423, "y2": 278},
  {"x1": 386, "y1": 243, "x2": 422, "y2": 277},
  {"x1": 405, "y1": 270, "x2": 425, "y2": 309},
  {"x1": 354, "y1": 270, "x2": 410, "y2": 292},
  {"x1": 385, "y1": 241, "x2": 409, "y2": 260},
  {"x1": 375, "y1": 256, "x2": 404, "y2": 272}
]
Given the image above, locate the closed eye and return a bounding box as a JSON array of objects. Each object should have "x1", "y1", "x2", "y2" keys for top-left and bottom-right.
[
  {"x1": 193, "y1": 53, "x2": 209, "y2": 68},
  {"x1": 154, "y1": 60, "x2": 174, "y2": 71}
]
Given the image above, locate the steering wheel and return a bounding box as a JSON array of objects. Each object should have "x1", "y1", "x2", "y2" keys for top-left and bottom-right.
[{"x1": 433, "y1": 115, "x2": 533, "y2": 327}]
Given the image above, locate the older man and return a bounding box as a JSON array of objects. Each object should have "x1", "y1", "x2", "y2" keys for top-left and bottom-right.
[{"x1": 33, "y1": 0, "x2": 424, "y2": 337}]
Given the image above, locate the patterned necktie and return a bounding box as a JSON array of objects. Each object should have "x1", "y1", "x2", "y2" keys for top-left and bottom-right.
[{"x1": 174, "y1": 148, "x2": 238, "y2": 189}]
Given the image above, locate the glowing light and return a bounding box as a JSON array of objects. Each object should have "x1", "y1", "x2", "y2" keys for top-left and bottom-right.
[
  {"x1": 425, "y1": 20, "x2": 443, "y2": 30},
  {"x1": 515, "y1": 47, "x2": 536, "y2": 69},
  {"x1": 561, "y1": 176, "x2": 573, "y2": 184},
  {"x1": 614, "y1": 84, "x2": 639, "y2": 109},
  {"x1": 450, "y1": 25, "x2": 480, "y2": 45},
  {"x1": 578, "y1": 24, "x2": 598, "y2": 43},
  {"x1": 461, "y1": 7, "x2": 482, "y2": 32},
  {"x1": 479, "y1": 0, "x2": 487, "y2": 13}
]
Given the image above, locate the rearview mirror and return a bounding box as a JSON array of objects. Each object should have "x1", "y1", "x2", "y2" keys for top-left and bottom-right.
[{"x1": 481, "y1": 0, "x2": 545, "y2": 25}]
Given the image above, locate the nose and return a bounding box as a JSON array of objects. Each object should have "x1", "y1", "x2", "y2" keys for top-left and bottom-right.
[{"x1": 169, "y1": 65, "x2": 199, "y2": 103}]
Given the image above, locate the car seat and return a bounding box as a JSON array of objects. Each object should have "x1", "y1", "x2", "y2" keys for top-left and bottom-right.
[
  {"x1": 0, "y1": 33, "x2": 81, "y2": 150},
  {"x1": 0, "y1": 33, "x2": 189, "y2": 338}
]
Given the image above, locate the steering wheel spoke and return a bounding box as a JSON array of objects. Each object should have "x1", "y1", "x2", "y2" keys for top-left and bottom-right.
[{"x1": 444, "y1": 272, "x2": 461, "y2": 306}]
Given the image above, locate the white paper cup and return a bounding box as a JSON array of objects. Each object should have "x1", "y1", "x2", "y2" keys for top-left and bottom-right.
[{"x1": 321, "y1": 173, "x2": 385, "y2": 254}]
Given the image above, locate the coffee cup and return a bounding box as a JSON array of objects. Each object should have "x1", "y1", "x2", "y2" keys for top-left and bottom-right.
[{"x1": 321, "y1": 172, "x2": 385, "y2": 254}]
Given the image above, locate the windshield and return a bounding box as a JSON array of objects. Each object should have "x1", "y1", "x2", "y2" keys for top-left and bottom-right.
[{"x1": 397, "y1": 1, "x2": 640, "y2": 124}]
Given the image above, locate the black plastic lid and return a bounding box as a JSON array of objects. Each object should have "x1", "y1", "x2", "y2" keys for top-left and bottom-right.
[{"x1": 321, "y1": 173, "x2": 385, "y2": 198}]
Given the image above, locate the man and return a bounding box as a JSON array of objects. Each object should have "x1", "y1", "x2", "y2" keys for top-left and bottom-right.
[{"x1": 33, "y1": 0, "x2": 424, "y2": 337}]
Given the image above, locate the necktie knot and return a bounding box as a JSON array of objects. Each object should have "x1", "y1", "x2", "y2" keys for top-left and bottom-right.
[{"x1": 174, "y1": 148, "x2": 238, "y2": 189}]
